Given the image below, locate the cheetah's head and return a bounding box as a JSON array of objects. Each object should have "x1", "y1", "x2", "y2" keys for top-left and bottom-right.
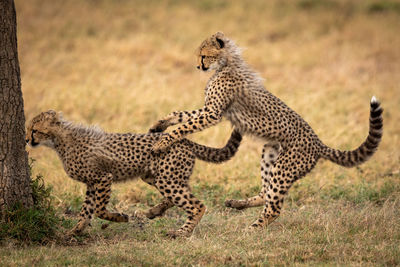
[
  {"x1": 196, "y1": 32, "x2": 238, "y2": 72},
  {"x1": 26, "y1": 110, "x2": 62, "y2": 148}
]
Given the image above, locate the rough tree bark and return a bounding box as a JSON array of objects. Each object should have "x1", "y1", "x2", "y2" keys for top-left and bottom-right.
[{"x1": 0, "y1": 0, "x2": 33, "y2": 218}]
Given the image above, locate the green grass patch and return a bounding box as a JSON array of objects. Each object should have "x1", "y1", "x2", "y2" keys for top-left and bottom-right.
[
  {"x1": 321, "y1": 178, "x2": 400, "y2": 205},
  {"x1": 368, "y1": 1, "x2": 400, "y2": 14},
  {"x1": 0, "y1": 161, "x2": 70, "y2": 245},
  {"x1": 0, "y1": 176, "x2": 59, "y2": 244},
  {"x1": 0, "y1": 202, "x2": 59, "y2": 245}
]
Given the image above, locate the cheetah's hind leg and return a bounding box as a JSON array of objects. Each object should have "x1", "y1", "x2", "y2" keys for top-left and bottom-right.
[
  {"x1": 249, "y1": 146, "x2": 316, "y2": 229},
  {"x1": 225, "y1": 143, "x2": 280, "y2": 210}
]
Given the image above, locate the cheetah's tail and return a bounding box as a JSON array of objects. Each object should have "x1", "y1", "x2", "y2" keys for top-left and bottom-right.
[
  {"x1": 183, "y1": 129, "x2": 242, "y2": 163},
  {"x1": 320, "y1": 96, "x2": 383, "y2": 167}
]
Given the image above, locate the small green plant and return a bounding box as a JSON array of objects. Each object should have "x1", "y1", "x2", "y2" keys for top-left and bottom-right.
[{"x1": 0, "y1": 159, "x2": 69, "y2": 245}]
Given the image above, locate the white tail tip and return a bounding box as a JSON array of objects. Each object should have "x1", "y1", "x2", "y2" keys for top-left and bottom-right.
[{"x1": 371, "y1": 96, "x2": 378, "y2": 103}]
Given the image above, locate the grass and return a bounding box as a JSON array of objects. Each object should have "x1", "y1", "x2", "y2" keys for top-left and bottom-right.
[
  {"x1": 2, "y1": 0, "x2": 399, "y2": 265},
  {"x1": 0, "y1": 160, "x2": 67, "y2": 245}
]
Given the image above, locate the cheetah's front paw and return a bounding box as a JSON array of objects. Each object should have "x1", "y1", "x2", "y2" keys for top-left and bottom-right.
[
  {"x1": 68, "y1": 220, "x2": 89, "y2": 236},
  {"x1": 248, "y1": 222, "x2": 266, "y2": 230},
  {"x1": 67, "y1": 226, "x2": 83, "y2": 236},
  {"x1": 166, "y1": 229, "x2": 192, "y2": 239},
  {"x1": 248, "y1": 216, "x2": 276, "y2": 230},
  {"x1": 149, "y1": 120, "x2": 168, "y2": 133}
]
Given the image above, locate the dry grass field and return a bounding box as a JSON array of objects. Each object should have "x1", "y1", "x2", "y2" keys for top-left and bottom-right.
[{"x1": 1, "y1": 0, "x2": 400, "y2": 265}]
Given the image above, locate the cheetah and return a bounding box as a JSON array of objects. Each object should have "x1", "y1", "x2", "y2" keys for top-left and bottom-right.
[
  {"x1": 150, "y1": 32, "x2": 383, "y2": 229},
  {"x1": 26, "y1": 110, "x2": 242, "y2": 237}
]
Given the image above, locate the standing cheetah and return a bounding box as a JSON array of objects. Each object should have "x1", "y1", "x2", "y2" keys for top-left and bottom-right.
[
  {"x1": 26, "y1": 110, "x2": 242, "y2": 237},
  {"x1": 150, "y1": 32, "x2": 383, "y2": 229}
]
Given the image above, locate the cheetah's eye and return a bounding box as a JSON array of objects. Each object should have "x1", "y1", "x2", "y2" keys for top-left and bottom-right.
[
  {"x1": 32, "y1": 129, "x2": 42, "y2": 135},
  {"x1": 201, "y1": 55, "x2": 205, "y2": 60}
]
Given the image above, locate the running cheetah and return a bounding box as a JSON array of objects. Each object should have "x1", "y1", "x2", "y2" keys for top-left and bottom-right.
[
  {"x1": 26, "y1": 110, "x2": 242, "y2": 237},
  {"x1": 150, "y1": 32, "x2": 383, "y2": 229}
]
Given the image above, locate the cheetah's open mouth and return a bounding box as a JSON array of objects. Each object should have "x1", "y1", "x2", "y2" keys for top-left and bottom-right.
[
  {"x1": 29, "y1": 132, "x2": 39, "y2": 147},
  {"x1": 30, "y1": 139, "x2": 39, "y2": 147},
  {"x1": 201, "y1": 65, "x2": 209, "y2": 71}
]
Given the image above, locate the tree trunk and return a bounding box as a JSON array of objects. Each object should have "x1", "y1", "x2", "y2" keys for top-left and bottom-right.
[{"x1": 0, "y1": 0, "x2": 33, "y2": 218}]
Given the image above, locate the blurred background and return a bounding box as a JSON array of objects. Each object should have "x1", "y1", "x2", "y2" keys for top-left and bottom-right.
[{"x1": 11, "y1": 0, "x2": 400, "y2": 264}]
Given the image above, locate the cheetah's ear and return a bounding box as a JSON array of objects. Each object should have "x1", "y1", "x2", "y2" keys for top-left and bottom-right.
[
  {"x1": 52, "y1": 112, "x2": 63, "y2": 125},
  {"x1": 214, "y1": 31, "x2": 225, "y2": 49},
  {"x1": 216, "y1": 37, "x2": 225, "y2": 49},
  {"x1": 46, "y1": 110, "x2": 57, "y2": 117},
  {"x1": 45, "y1": 110, "x2": 62, "y2": 125}
]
